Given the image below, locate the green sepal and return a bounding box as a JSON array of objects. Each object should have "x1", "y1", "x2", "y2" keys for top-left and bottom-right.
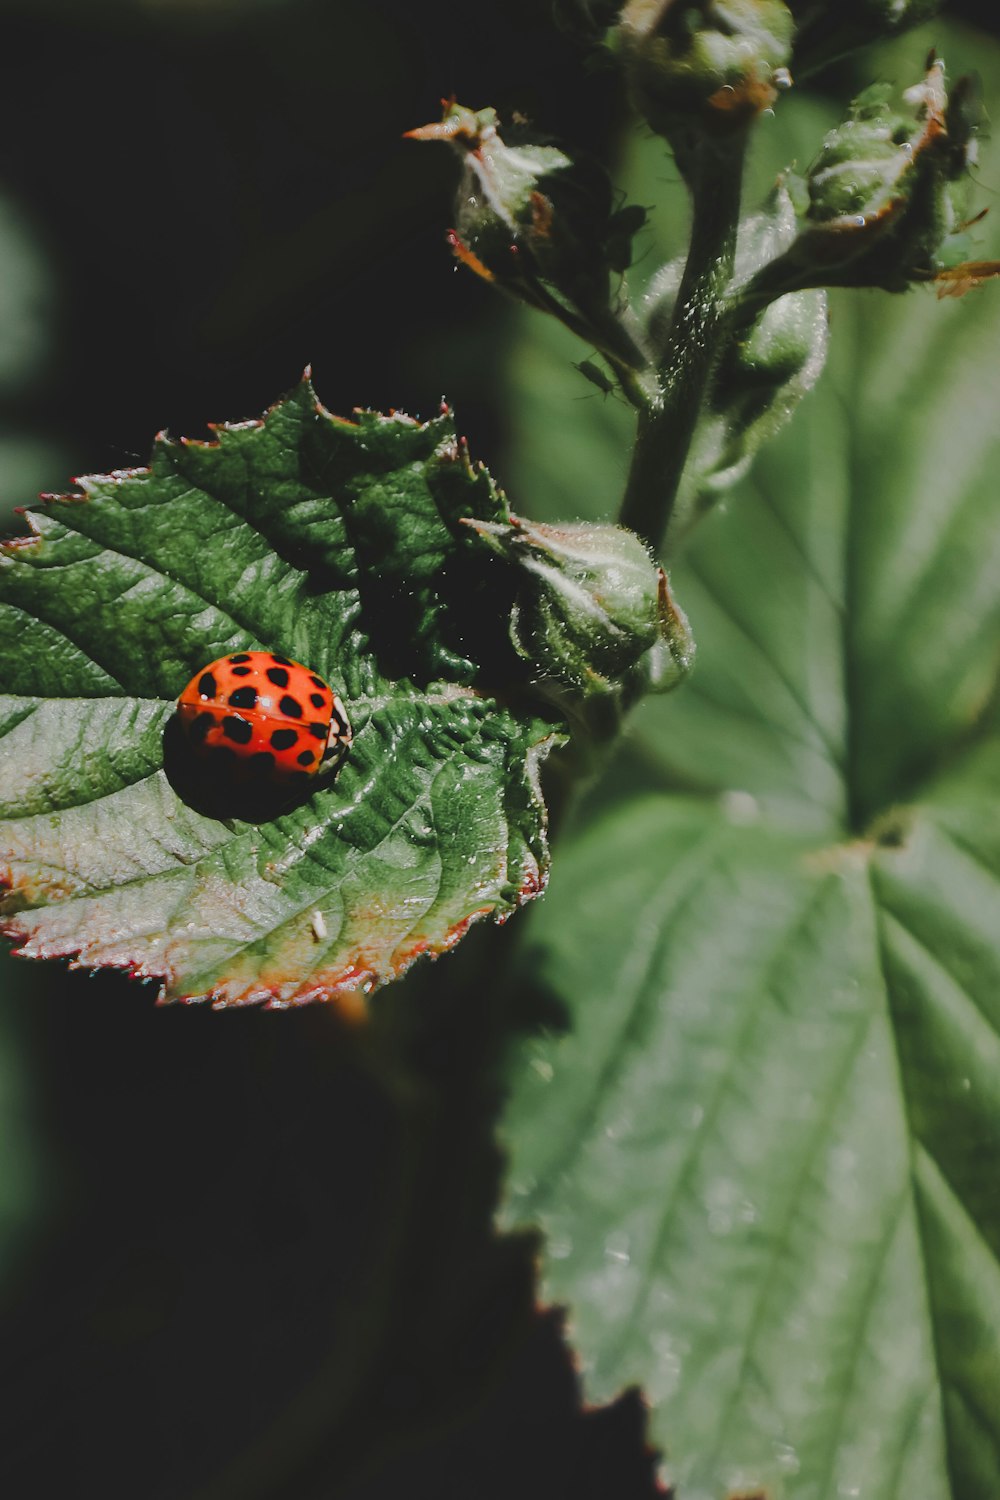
[
  {"x1": 407, "y1": 102, "x2": 649, "y2": 371},
  {"x1": 646, "y1": 179, "x2": 828, "y2": 529},
  {"x1": 615, "y1": 0, "x2": 795, "y2": 143},
  {"x1": 464, "y1": 514, "x2": 693, "y2": 705},
  {"x1": 739, "y1": 58, "x2": 982, "y2": 300},
  {"x1": 0, "y1": 379, "x2": 560, "y2": 1009}
]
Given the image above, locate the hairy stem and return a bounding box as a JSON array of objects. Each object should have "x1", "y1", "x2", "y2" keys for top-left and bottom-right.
[{"x1": 619, "y1": 139, "x2": 746, "y2": 553}]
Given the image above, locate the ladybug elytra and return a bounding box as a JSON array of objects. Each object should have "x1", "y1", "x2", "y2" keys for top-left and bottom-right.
[{"x1": 175, "y1": 651, "x2": 351, "y2": 784}]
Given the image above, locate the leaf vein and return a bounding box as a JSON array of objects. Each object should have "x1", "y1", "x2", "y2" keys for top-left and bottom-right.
[
  {"x1": 816, "y1": 1186, "x2": 909, "y2": 1500},
  {"x1": 607, "y1": 873, "x2": 833, "y2": 1367},
  {"x1": 522, "y1": 825, "x2": 738, "y2": 1215},
  {"x1": 877, "y1": 899, "x2": 1000, "y2": 1051},
  {"x1": 708, "y1": 999, "x2": 883, "y2": 1473},
  {"x1": 684, "y1": 552, "x2": 845, "y2": 771}
]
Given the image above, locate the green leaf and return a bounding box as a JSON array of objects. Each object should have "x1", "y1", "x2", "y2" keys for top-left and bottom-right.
[
  {"x1": 632, "y1": 286, "x2": 1000, "y2": 835},
  {"x1": 503, "y1": 771, "x2": 1000, "y2": 1498},
  {"x1": 0, "y1": 379, "x2": 555, "y2": 1007},
  {"x1": 499, "y1": 120, "x2": 1000, "y2": 1500}
]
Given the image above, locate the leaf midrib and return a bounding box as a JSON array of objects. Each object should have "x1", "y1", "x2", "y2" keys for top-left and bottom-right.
[{"x1": 870, "y1": 860, "x2": 966, "y2": 1500}]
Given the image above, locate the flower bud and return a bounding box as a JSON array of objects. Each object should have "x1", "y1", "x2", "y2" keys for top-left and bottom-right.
[
  {"x1": 406, "y1": 103, "x2": 568, "y2": 251},
  {"x1": 805, "y1": 84, "x2": 927, "y2": 223},
  {"x1": 803, "y1": 59, "x2": 975, "y2": 290},
  {"x1": 463, "y1": 514, "x2": 693, "y2": 700},
  {"x1": 644, "y1": 181, "x2": 827, "y2": 526},
  {"x1": 738, "y1": 57, "x2": 981, "y2": 299},
  {"x1": 406, "y1": 102, "x2": 648, "y2": 370},
  {"x1": 615, "y1": 0, "x2": 795, "y2": 141},
  {"x1": 641, "y1": 567, "x2": 697, "y2": 695}
]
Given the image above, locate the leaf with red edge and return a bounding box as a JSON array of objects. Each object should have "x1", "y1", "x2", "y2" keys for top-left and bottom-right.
[{"x1": 0, "y1": 377, "x2": 556, "y2": 1008}]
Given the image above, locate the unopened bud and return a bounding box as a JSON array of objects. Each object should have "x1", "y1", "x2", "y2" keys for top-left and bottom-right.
[
  {"x1": 407, "y1": 101, "x2": 647, "y2": 370},
  {"x1": 643, "y1": 567, "x2": 696, "y2": 694},
  {"x1": 709, "y1": 194, "x2": 827, "y2": 493},
  {"x1": 464, "y1": 514, "x2": 693, "y2": 700},
  {"x1": 808, "y1": 90, "x2": 913, "y2": 220},
  {"x1": 802, "y1": 59, "x2": 975, "y2": 289},
  {"x1": 615, "y1": 0, "x2": 795, "y2": 141},
  {"x1": 644, "y1": 181, "x2": 827, "y2": 525},
  {"x1": 406, "y1": 102, "x2": 570, "y2": 258},
  {"x1": 738, "y1": 57, "x2": 981, "y2": 299}
]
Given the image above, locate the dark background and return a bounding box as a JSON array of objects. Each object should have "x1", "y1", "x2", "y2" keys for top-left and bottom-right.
[
  {"x1": 0, "y1": 0, "x2": 628, "y2": 510},
  {"x1": 0, "y1": 2, "x2": 996, "y2": 1496}
]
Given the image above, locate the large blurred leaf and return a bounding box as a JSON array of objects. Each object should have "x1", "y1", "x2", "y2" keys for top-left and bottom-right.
[
  {"x1": 0, "y1": 194, "x2": 55, "y2": 402},
  {"x1": 0, "y1": 380, "x2": 554, "y2": 1007},
  {"x1": 499, "y1": 51, "x2": 1000, "y2": 1500},
  {"x1": 503, "y1": 757, "x2": 1000, "y2": 1499}
]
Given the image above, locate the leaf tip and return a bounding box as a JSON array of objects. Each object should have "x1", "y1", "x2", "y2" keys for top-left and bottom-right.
[{"x1": 517, "y1": 859, "x2": 547, "y2": 903}]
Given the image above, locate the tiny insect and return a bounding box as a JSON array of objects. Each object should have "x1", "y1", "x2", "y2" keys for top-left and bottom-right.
[
  {"x1": 175, "y1": 651, "x2": 352, "y2": 786},
  {"x1": 574, "y1": 359, "x2": 615, "y2": 396}
]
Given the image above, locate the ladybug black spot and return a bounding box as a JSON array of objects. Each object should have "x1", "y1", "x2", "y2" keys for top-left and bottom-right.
[
  {"x1": 272, "y1": 654, "x2": 292, "y2": 666},
  {"x1": 164, "y1": 713, "x2": 314, "y2": 820},
  {"x1": 229, "y1": 653, "x2": 251, "y2": 664},
  {"x1": 230, "y1": 665, "x2": 252, "y2": 677},
  {"x1": 198, "y1": 672, "x2": 217, "y2": 699},
  {"x1": 222, "y1": 715, "x2": 253, "y2": 745},
  {"x1": 228, "y1": 686, "x2": 258, "y2": 710},
  {"x1": 308, "y1": 722, "x2": 327, "y2": 741},
  {"x1": 309, "y1": 692, "x2": 325, "y2": 709},
  {"x1": 309, "y1": 676, "x2": 327, "y2": 691},
  {"x1": 188, "y1": 712, "x2": 213, "y2": 746},
  {"x1": 297, "y1": 750, "x2": 315, "y2": 767},
  {"x1": 266, "y1": 667, "x2": 290, "y2": 688},
  {"x1": 280, "y1": 695, "x2": 304, "y2": 719},
  {"x1": 270, "y1": 728, "x2": 298, "y2": 750}
]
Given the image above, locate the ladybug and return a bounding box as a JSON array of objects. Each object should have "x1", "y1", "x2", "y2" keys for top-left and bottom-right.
[{"x1": 175, "y1": 651, "x2": 351, "y2": 786}]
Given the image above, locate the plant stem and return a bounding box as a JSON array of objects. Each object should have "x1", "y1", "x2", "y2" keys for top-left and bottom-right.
[
  {"x1": 523, "y1": 280, "x2": 654, "y2": 410},
  {"x1": 619, "y1": 139, "x2": 747, "y2": 554}
]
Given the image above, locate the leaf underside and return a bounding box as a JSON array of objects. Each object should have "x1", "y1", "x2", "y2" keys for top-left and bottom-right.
[
  {"x1": 0, "y1": 379, "x2": 554, "y2": 1007},
  {"x1": 499, "y1": 69, "x2": 1000, "y2": 1500}
]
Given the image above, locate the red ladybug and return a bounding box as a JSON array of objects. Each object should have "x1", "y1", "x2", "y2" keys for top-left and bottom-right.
[{"x1": 175, "y1": 651, "x2": 351, "y2": 784}]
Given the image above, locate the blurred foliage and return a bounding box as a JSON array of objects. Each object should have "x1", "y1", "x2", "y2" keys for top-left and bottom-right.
[
  {"x1": 0, "y1": 0, "x2": 625, "y2": 481},
  {"x1": 499, "y1": 17, "x2": 1000, "y2": 1498},
  {"x1": 503, "y1": 282, "x2": 1000, "y2": 1496},
  {"x1": 0, "y1": 383, "x2": 558, "y2": 1008},
  {"x1": 0, "y1": 931, "x2": 661, "y2": 1499},
  {"x1": 0, "y1": 960, "x2": 43, "y2": 1307}
]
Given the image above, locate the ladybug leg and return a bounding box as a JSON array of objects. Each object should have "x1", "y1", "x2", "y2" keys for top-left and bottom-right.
[
  {"x1": 325, "y1": 699, "x2": 352, "y2": 758},
  {"x1": 322, "y1": 723, "x2": 347, "y2": 765},
  {"x1": 319, "y1": 698, "x2": 352, "y2": 773}
]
